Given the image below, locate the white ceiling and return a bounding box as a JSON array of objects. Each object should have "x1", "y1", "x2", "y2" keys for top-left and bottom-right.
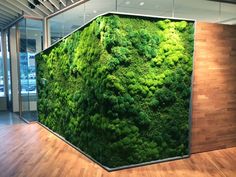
[{"x1": 0, "y1": 0, "x2": 85, "y2": 30}]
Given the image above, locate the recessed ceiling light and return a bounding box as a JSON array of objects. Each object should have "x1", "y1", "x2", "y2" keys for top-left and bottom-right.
[
  {"x1": 93, "y1": 10, "x2": 97, "y2": 13},
  {"x1": 139, "y1": 2, "x2": 144, "y2": 6},
  {"x1": 125, "y1": 1, "x2": 130, "y2": 5}
]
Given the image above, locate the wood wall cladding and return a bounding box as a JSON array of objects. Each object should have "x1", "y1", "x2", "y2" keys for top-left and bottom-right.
[{"x1": 191, "y1": 22, "x2": 236, "y2": 153}]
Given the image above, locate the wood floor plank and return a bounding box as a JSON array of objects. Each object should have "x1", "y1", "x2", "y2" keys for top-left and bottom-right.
[{"x1": 0, "y1": 123, "x2": 235, "y2": 177}]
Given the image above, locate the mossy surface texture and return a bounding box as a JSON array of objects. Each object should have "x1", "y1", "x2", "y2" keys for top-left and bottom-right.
[{"x1": 36, "y1": 14, "x2": 194, "y2": 168}]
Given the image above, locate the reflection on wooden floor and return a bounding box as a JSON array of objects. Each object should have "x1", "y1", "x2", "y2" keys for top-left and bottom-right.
[{"x1": 0, "y1": 123, "x2": 235, "y2": 177}]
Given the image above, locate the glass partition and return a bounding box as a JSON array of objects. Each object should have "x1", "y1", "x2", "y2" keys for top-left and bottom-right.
[
  {"x1": 47, "y1": 0, "x2": 236, "y2": 46},
  {"x1": 48, "y1": 4, "x2": 85, "y2": 45},
  {"x1": 48, "y1": 0, "x2": 117, "y2": 45},
  {"x1": 117, "y1": 0, "x2": 173, "y2": 17},
  {"x1": 19, "y1": 19, "x2": 30, "y2": 118},
  {"x1": 84, "y1": 0, "x2": 116, "y2": 22},
  {"x1": 19, "y1": 18, "x2": 43, "y2": 121},
  {"x1": 221, "y1": 3, "x2": 236, "y2": 24},
  {"x1": 175, "y1": 0, "x2": 220, "y2": 21}
]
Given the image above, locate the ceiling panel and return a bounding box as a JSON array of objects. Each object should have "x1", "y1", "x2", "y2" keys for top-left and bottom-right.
[
  {"x1": 208, "y1": 0, "x2": 236, "y2": 4},
  {"x1": 0, "y1": 0, "x2": 83, "y2": 30}
]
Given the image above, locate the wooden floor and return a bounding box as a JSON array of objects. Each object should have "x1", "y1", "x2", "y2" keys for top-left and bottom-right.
[{"x1": 0, "y1": 123, "x2": 236, "y2": 177}]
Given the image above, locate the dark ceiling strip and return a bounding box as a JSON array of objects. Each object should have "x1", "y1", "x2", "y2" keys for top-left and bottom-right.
[{"x1": 208, "y1": 0, "x2": 236, "y2": 4}]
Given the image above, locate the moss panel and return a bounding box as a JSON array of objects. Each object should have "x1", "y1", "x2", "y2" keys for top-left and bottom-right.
[{"x1": 36, "y1": 14, "x2": 194, "y2": 168}]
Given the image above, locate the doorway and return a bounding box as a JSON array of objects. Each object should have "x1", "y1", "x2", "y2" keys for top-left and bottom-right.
[{"x1": 2, "y1": 18, "x2": 43, "y2": 122}]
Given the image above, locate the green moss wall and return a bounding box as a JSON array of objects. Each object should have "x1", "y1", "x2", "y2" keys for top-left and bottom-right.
[{"x1": 36, "y1": 14, "x2": 194, "y2": 168}]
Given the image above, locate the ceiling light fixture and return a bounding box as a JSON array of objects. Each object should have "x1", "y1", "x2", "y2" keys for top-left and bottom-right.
[
  {"x1": 93, "y1": 10, "x2": 97, "y2": 13},
  {"x1": 139, "y1": 2, "x2": 144, "y2": 6}
]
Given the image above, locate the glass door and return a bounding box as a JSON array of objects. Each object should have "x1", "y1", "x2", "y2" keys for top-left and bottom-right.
[
  {"x1": 18, "y1": 19, "x2": 29, "y2": 119},
  {"x1": 19, "y1": 18, "x2": 43, "y2": 122}
]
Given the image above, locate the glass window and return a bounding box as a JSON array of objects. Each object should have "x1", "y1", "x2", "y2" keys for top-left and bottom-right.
[
  {"x1": 0, "y1": 32, "x2": 4, "y2": 97},
  {"x1": 221, "y1": 3, "x2": 236, "y2": 25},
  {"x1": 175, "y1": 0, "x2": 220, "y2": 22},
  {"x1": 47, "y1": 0, "x2": 236, "y2": 46},
  {"x1": 85, "y1": 0, "x2": 116, "y2": 22},
  {"x1": 117, "y1": 0, "x2": 236, "y2": 24},
  {"x1": 48, "y1": 0, "x2": 117, "y2": 45}
]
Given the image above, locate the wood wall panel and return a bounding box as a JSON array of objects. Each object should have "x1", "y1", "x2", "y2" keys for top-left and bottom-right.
[{"x1": 191, "y1": 22, "x2": 236, "y2": 153}]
